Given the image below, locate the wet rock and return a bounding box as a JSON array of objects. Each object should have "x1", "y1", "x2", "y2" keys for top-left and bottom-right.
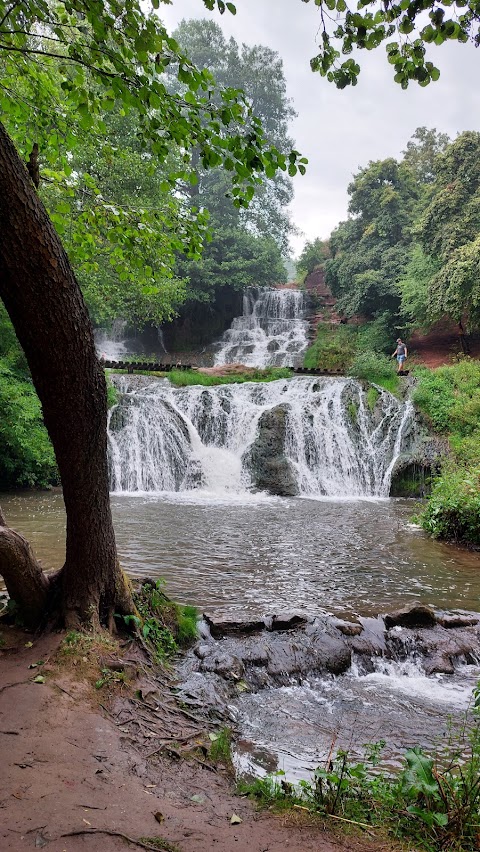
[
  {"x1": 244, "y1": 405, "x2": 299, "y2": 496},
  {"x1": 389, "y1": 436, "x2": 449, "y2": 497},
  {"x1": 194, "y1": 644, "x2": 212, "y2": 660},
  {"x1": 435, "y1": 612, "x2": 479, "y2": 629},
  {"x1": 269, "y1": 612, "x2": 309, "y2": 632},
  {"x1": 200, "y1": 651, "x2": 244, "y2": 681},
  {"x1": 384, "y1": 603, "x2": 436, "y2": 630},
  {"x1": 332, "y1": 618, "x2": 363, "y2": 637},
  {"x1": 424, "y1": 654, "x2": 455, "y2": 676},
  {"x1": 203, "y1": 612, "x2": 266, "y2": 639}
]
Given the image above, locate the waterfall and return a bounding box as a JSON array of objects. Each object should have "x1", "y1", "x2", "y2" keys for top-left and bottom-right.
[
  {"x1": 94, "y1": 319, "x2": 128, "y2": 360},
  {"x1": 214, "y1": 287, "x2": 309, "y2": 368},
  {"x1": 108, "y1": 375, "x2": 414, "y2": 498}
]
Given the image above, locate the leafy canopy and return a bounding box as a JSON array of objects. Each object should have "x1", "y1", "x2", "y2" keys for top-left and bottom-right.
[
  {"x1": 0, "y1": 0, "x2": 304, "y2": 303},
  {"x1": 300, "y1": 0, "x2": 480, "y2": 88}
]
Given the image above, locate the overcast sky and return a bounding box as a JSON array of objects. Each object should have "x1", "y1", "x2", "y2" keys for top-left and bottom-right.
[{"x1": 160, "y1": 0, "x2": 480, "y2": 256}]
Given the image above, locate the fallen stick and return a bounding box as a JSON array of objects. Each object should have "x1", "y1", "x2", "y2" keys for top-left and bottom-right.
[
  {"x1": 61, "y1": 828, "x2": 169, "y2": 851},
  {"x1": 293, "y1": 805, "x2": 375, "y2": 832}
]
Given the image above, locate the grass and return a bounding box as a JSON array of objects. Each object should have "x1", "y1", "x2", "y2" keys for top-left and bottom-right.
[
  {"x1": 167, "y1": 367, "x2": 292, "y2": 387},
  {"x1": 304, "y1": 324, "x2": 400, "y2": 394},
  {"x1": 209, "y1": 727, "x2": 232, "y2": 765},
  {"x1": 106, "y1": 366, "x2": 293, "y2": 387}
]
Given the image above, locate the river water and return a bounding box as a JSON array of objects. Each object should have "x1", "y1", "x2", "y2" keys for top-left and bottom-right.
[{"x1": 2, "y1": 490, "x2": 479, "y2": 617}]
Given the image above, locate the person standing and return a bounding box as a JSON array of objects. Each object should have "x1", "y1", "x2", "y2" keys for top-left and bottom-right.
[{"x1": 392, "y1": 338, "x2": 408, "y2": 374}]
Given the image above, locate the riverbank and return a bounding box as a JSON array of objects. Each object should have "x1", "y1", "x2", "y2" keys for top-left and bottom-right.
[{"x1": 0, "y1": 625, "x2": 397, "y2": 852}]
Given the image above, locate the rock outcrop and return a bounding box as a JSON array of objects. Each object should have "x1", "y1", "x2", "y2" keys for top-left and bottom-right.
[
  {"x1": 176, "y1": 605, "x2": 480, "y2": 713},
  {"x1": 244, "y1": 404, "x2": 299, "y2": 496}
]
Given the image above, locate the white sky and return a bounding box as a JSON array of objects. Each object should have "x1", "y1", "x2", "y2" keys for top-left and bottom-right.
[{"x1": 160, "y1": 0, "x2": 480, "y2": 255}]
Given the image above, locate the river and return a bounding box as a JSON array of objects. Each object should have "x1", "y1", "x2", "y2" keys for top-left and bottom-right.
[{"x1": 1, "y1": 490, "x2": 479, "y2": 616}]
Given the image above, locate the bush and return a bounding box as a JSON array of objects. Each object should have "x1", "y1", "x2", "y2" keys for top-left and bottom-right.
[
  {"x1": 413, "y1": 360, "x2": 480, "y2": 546},
  {"x1": 421, "y1": 464, "x2": 480, "y2": 545},
  {"x1": 0, "y1": 359, "x2": 58, "y2": 489},
  {"x1": 348, "y1": 350, "x2": 399, "y2": 394}
]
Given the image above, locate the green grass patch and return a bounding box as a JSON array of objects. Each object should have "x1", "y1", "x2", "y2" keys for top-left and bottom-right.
[
  {"x1": 107, "y1": 367, "x2": 293, "y2": 387},
  {"x1": 348, "y1": 350, "x2": 400, "y2": 395},
  {"x1": 304, "y1": 324, "x2": 356, "y2": 372},
  {"x1": 167, "y1": 367, "x2": 293, "y2": 387},
  {"x1": 304, "y1": 324, "x2": 400, "y2": 394},
  {"x1": 209, "y1": 727, "x2": 232, "y2": 765},
  {"x1": 366, "y1": 386, "x2": 380, "y2": 411}
]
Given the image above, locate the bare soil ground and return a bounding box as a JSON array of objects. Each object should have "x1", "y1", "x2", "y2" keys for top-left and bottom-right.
[{"x1": 0, "y1": 625, "x2": 399, "y2": 852}]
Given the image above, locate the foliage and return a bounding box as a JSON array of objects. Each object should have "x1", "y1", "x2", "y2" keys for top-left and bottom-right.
[
  {"x1": 297, "y1": 238, "x2": 330, "y2": 277},
  {"x1": 325, "y1": 158, "x2": 419, "y2": 320},
  {"x1": 300, "y1": 0, "x2": 480, "y2": 89},
  {"x1": 415, "y1": 132, "x2": 480, "y2": 328},
  {"x1": 413, "y1": 360, "x2": 480, "y2": 545},
  {"x1": 171, "y1": 18, "x2": 297, "y2": 253},
  {"x1": 0, "y1": 0, "x2": 304, "y2": 337},
  {"x1": 402, "y1": 127, "x2": 450, "y2": 185},
  {"x1": 175, "y1": 228, "x2": 287, "y2": 305},
  {"x1": 0, "y1": 358, "x2": 58, "y2": 489},
  {"x1": 399, "y1": 245, "x2": 442, "y2": 329},
  {"x1": 348, "y1": 350, "x2": 399, "y2": 393},
  {"x1": 304, "y1": 324, "x2": 357, "y2": 371},
  {"x1": 304, "y1": 322, "x2": 399, "y2": 392},
  {"x1": 128, "y1": 580, "x2": 198, "y2": 663},
  {"x1": 242, "y1": 721, "x2": 480, "y2": 850},
  {"x1": 413, "y1": 360, "x2": 480, "y2": 438},
  {"x1": 420, "y1": 464, "x2": 480, "y2": 545},
  {"x1": 106, "y1": 377, "x2": 119, "y2": 410}
]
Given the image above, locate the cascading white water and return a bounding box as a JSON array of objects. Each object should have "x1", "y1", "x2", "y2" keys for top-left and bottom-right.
[
  {"x1": 108, "y1": 375, "x2": 414, "y2": 497},
  {"x1": 213, "y1": 287, "x2": 309, "y2": 367}
]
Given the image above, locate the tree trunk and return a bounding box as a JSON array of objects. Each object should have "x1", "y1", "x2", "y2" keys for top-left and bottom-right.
[{"x1": 0, "y1": 120, "x2": 133, "y2": 628}]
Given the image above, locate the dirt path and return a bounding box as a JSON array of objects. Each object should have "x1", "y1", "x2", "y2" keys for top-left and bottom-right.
[{"x1": 0, "y1": 627, "x2": 398, "y2": 852}]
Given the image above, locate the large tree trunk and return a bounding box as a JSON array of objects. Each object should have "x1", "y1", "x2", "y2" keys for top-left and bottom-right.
[{"x1": 0, "y1": 120, "x2": 133, "y2": 628}]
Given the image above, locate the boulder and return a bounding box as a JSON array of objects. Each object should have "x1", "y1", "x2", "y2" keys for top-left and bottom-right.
[
  {"x1": 435, "y1": 612, "x2": 479, "y2": 629},
  {"x1": 245, "y1": 405, "x2": 299, "y2": 496},
  {"x1": 384, "y1": 603, "x2": 436, "y2": 630},
  {"x1": 332, "y1": 618, "x2": 363, "y2": 637},
  {"x1": 204, "y1": 611, "x2": 266, "y2": 639}
]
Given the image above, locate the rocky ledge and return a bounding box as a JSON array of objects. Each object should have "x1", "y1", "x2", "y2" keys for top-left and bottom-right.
[{"x1": 175, "y1": 603, "x2": 480, "y2": 714}]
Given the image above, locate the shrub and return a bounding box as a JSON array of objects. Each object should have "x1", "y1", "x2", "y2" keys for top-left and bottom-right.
[
  {"x1": 348, "y1": 350, "x2": 399, "y2": 394},
  {"x1": 0, "y1": 359, "x2": 58, "y2": 488},
  {"x1": 421, "y1": 464, "x2": 480, "y2": 545}
]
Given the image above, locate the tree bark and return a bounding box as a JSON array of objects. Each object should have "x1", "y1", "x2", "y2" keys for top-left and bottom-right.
[
  {"x1": 0, "y1": 509, "x2": 51, "y2": 628},
  {"x1": 0, "y1": 120, "x2": 133, "y2": 628}
]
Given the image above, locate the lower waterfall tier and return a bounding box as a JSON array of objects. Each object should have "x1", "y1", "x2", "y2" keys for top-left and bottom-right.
[{"x1": 107, "y1": 375, "x2": 414, "y2": 498}]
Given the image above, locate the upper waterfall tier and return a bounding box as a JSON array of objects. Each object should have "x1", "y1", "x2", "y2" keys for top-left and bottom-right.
[
  {"x1": 108, "y1": 375, "x2": 414, "y2": 498},
  {"x1": 213, "y1": 287, "x2": 309, "y2": 368}
]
